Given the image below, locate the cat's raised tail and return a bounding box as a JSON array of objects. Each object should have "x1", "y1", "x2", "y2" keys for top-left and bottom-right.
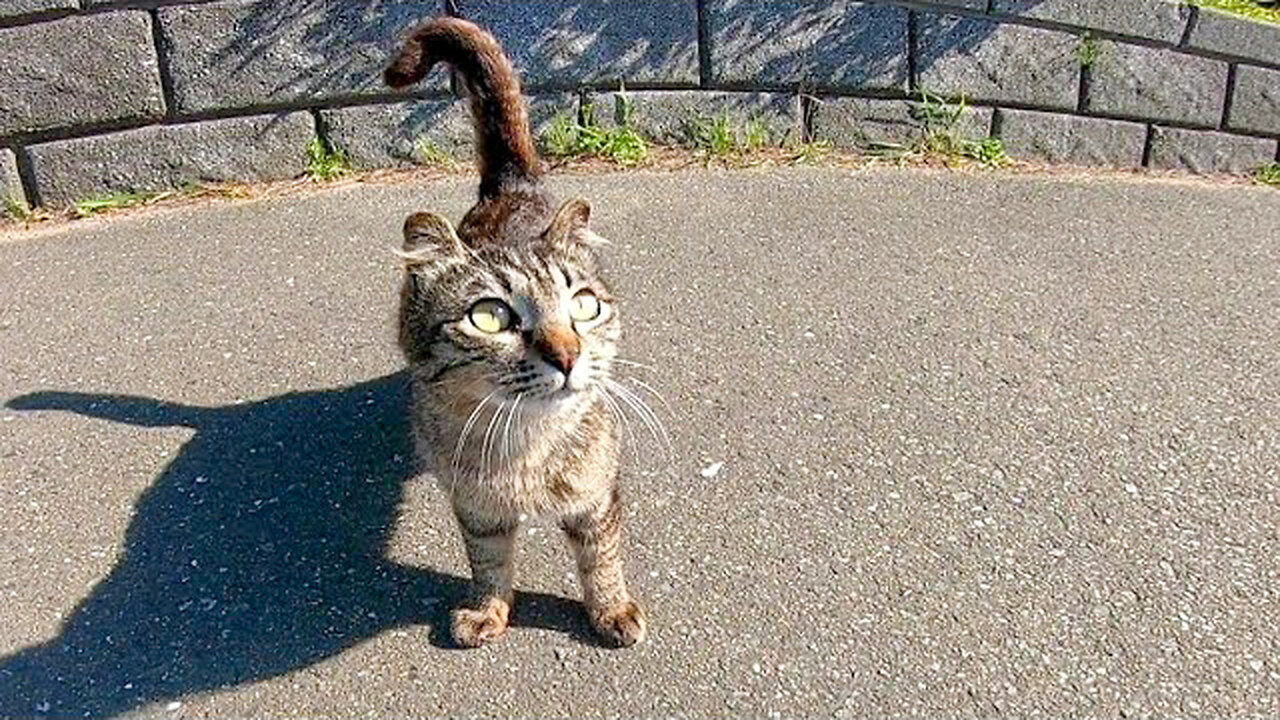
[{"x1": 384, "y1": 17, "x2": 541, "y2": 199}]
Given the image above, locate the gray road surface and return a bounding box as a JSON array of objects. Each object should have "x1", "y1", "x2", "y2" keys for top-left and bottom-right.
[{"x1": 1, "y1": 168, "x2": 1278, "y2": 719}]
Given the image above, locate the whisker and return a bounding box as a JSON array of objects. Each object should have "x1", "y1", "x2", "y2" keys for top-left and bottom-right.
[
  {"x1": 611, "y1": 358, "x2": 657, "y2": 372},
  {"x1": 451, "y1": 390, "x2": 499, "y2": 487},
  {"x1": 605, "y1": 378, "x2": 672, "y2": 456},
  {"x1": 599, "y1": 387, "x2": 639, "y2": 462},
  {"x1": 502, "y1": 392, "x2": 524, "y2": 467},
  {"x1": 480, "y1": 398, "x2": 508, "y2": 479},
  {"x1": 618, "y1": 375, "x2": 671, "y2": 411}
]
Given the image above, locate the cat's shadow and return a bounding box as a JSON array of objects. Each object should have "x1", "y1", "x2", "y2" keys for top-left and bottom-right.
[{"x1": 0, "y1": 371, "x2": 597, "y2": 719}]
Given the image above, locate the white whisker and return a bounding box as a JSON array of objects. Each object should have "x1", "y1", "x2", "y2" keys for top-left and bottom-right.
[
  {"x1": 451, "y1": 390, "x2": 499, "y2": 487},
  {"x1": 599, "y1": 387, "x2": 639, "y2": 462},
  {"x1": 502, "y1": 392, "x2": 524, "y2": 467},
  {"x1": 480, "y1": 398, "x2": 508, "y2": 479},
  {"x1": 605, "y1": 378, "x2": 672, "y2": 456},
  {"x1": 611, "y1": 358, "x2": 657, "y2": 372},
  {"x1": 619, "y1": 375, "x2": 671, "y2": 411}
]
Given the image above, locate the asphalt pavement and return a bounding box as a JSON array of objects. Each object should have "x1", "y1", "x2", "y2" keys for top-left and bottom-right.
[{"x1": 0, "y1": 167, "x2": 1277, "y2": 719}]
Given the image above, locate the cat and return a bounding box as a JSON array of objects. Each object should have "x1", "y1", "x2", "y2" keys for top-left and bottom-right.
[{"x1": 384, "y1": 17, "x2": 647, "y2": 648}]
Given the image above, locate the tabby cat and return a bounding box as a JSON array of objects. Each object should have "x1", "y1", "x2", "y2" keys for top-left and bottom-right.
[{"x1": 384, "y1": 17, "x2": 646, "y2": 648}]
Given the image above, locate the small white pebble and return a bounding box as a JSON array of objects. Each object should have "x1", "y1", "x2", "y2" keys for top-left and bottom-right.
[
  {"x1": 166, "y1": 701, "x2": 182, "y2": 711},
  {"x1": 1249, "y1": 659, "x2": 1264, "y2": 672},
  {"x1": 700, "y1": 462, "x2": 724, "y2": 479}
]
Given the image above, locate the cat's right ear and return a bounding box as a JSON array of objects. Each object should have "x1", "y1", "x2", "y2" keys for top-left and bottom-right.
[{"x1": 400, "y1": 211, "x2": 465, "y2": 265}]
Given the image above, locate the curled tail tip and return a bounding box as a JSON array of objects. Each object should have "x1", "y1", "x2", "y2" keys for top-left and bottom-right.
[
  {"x1": 384, "y1": 36, "x2": 426, "y2": 89},
  {"x1": 384, "y1": 64, "x2": 420, "y2": 89}
]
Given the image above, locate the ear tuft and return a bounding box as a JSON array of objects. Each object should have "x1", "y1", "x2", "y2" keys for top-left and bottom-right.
[
  {"x1": 400, "y1": 211, "x2": 464, "y2": 264},
  {"x1": 545, "y1": 197, "x2": 592, "y2": 247}
]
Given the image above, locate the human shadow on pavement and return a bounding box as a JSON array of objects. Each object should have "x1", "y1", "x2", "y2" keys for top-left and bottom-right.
[{"x1": 0, "y1": 371, "x2": 594, "y2": 719}]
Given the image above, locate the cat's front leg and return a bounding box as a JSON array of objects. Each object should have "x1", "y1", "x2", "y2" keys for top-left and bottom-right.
[
  {"x1": 451, "y1": 507, "x2": 518, "y2": 648},
  {"x1": 561, "y1": 487, "x2": 646, "y2": 647}
]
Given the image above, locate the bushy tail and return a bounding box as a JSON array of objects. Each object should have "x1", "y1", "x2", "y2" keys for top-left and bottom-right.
[{"x1": 385, "y1": 17, "x2": 541, "y2": 198}]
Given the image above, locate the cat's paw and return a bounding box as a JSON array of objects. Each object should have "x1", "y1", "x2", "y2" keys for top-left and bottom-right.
[
  {"x1": 451, "y1": 598, "x2": 510, "y2": 648},
  {"x1": 588, "y1": 600, "x2": 647, "y2": 647}
]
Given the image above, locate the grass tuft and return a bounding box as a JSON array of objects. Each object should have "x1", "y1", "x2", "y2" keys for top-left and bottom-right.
[
  {"x1": 1255, "y1": 163, "x2": 1280, "y2": 187},
  {"x1": 788, "y1": 140, "x2": 834, "y2": 165},
  {"x1": 899, "y1": 90, "x2": 1012, "y2": 169},
  {"x1": 73, "y1": 190, "x2": 166, "y2": 218},
  {"x1": 4, "y1": 194, "x2": 34, "y2": 222},
  {"x1": 1077, "y1": 32, "x2": 1102, "y2": 68},
  {"x1": 413, "y1": 138, "x2": 459, "y2": 169},
  {"x1": 687, "y1": 113, "x2": 777, "y2": 159},
  {"x1": 305, "y1": 136, "x2": 350, "y2": 181},
  {"x1": 540, "y1": 88, "x2": 650, "y2": 166}
]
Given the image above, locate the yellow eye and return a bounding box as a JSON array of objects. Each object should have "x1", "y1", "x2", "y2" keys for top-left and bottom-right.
[
  {"x1": 468, "y1": 299, "x2": 515, "y2": 334},
  {"x1": 569, "y1": 289, "x2": 602, "y2": 322}
]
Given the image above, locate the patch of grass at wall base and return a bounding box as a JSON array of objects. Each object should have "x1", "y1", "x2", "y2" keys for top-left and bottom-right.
[
  {"x1": 413, "y1": 138, "x2": 460, "y2": 169},
  {"x1": 540, "y1": 92, "x2": 650, "y2": 167},
  {"x1": 74, "y1": 190, "x2": 166, "y2": 218},
  {"x1": 305, "y1": 137, "x2": 351, "y2": 181},
  {"x1": 1255, "y1": 163, "x2": 1280, "y2": 187},
  {"x1": 4, "y1": 195, "x2": 35, "y2": 222}
]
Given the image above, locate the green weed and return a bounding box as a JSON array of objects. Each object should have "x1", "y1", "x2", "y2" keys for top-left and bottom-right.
[
  {"x1": 1255, "y1": 163, "x2": 1280, "y2": 187},
  {"x1": 73, "y1": 190, "x2": 162, "y2": 218},
  {"x1": 3, "y1": 194, "x2": 33, "y2": 221},
  {"x1": 305, "y1": 136, "x2": 350, "y2": 181},
  {"x1": 1077, "y1": 32, "x2": 1102, "y2": 68},
  {"x1": 687, "y1": 112, "x2": 776, "y2": 157},
  {"x1": 688, "y1": 113, "x2": 738, "y2": 156},
  {"x1": 788, "y1": 139, "x2": 834, "y2": 165},
  {"x1": 959, "y1": 137, "x2": 1011, "y2": 168},
  {"x1": 413, "y1": 138, "x2": 458, "y2": 169},
  {"x1": 539, "y1": 92, "x2": 650, "y2": 166},
  {"x1": 908, "y1": 90, "x2": 1010, "y2": 168}
]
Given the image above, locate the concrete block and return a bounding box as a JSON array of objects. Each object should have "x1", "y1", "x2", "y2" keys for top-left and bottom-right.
[
  {"x1": 1187, "y1": 7, "x2": 1280, "y2": 67},
  {"x1": 158, "y1": 0, "x2": 444, "y2": 114},
  {"x1": 1, "y1": 148, "x2": 28, "y2": 215},
  {"x1": 27, "y1": 112, "x2": 314, "y2": 207},
  {"x1": 0, "y1": 12, "x2": 165, "y2": 137},
  {"x1": 320, "y1": 94, "x2": 575, "y2": 169},
  {"x1": 1227, "y1": 65, "x2": 1280, "y2": 136},
  {"x1": 917, "y1": 14, "x2": 1080, "y2": 111},
  {"x1": 704, "y1": 0, "x2": 908, "y2": 93},
  {"x1": 1088, "y1": 41, "x2": 1227, "y2": 127},
  {"x1": 593, "y1": 91, "x2": 803, "y2": 147},
  {"x1": 812, "y1": 97, "x2": 991, "y2": 149},
  {"x1": 991, "y1": 0, "x2": 1191, "y2": 43},
  {"x1": 999, "y1": 108, "x2": 1147, "y2": 167},
  {"x1": 0, "y1": 0, "x2": 76, "y2": 19},
  {"x1": 456, "y1": 0, "x2": 699, "y2": 89},
  {"x1": 1150, "y1": 127, "x2": 1278, "y2": 174}
]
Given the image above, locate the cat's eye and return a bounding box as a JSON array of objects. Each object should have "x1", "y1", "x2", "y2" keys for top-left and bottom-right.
[
  {"x1": 569, "y1": 289, "x2": 601, "y2": 322},
  {"x1": 468, "y1": 299, "x2": 515, "y2": 334}
]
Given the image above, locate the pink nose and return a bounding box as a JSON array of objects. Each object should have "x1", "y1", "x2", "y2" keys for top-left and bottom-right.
[{"x1": 532, "y1": 325, "x2": 579, "y2": 375}]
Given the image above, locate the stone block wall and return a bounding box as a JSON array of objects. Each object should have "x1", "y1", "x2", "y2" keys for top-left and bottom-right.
[{"x1": 1, "y1": 0, "x2": 1278, "y2": 211}]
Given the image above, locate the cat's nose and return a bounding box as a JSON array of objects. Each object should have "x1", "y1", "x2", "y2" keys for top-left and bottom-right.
[{"x1": 532, "y1": 325, "x2": 579, "y2": 375}]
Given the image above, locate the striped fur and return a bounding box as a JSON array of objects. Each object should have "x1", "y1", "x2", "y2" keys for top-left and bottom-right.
[{"x1": 386, "y1": 18, "x2": 645, "y2": 648}]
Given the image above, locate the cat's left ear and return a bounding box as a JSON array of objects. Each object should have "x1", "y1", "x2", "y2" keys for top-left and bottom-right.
[
  {"x1": 400, "y1": 211, "x2": 465, "y2": 265},
  {"x1": 545, "y1": 197, "x2": 606, "y2": 249}
]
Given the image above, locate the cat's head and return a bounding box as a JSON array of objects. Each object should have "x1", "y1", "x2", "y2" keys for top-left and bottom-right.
[{"x1": 397, "y1": 198, "x2": 618, "y2": 413}]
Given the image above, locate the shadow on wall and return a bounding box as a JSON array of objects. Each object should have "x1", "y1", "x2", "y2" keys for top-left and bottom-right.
[
  {"x1": 180, "y1": 0, "x2": 1049, "y2": 150},
  {"x1": 0, "y1": 372, "x2": 597, "y2": 719},
  {"x1": 195, "y1": 0, "x2": 441, "y2": 103}
]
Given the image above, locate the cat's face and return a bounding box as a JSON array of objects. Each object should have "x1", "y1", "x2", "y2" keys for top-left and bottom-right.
[{"x1": 398, "y1": 200, "x2": 619, "y2": 414}]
